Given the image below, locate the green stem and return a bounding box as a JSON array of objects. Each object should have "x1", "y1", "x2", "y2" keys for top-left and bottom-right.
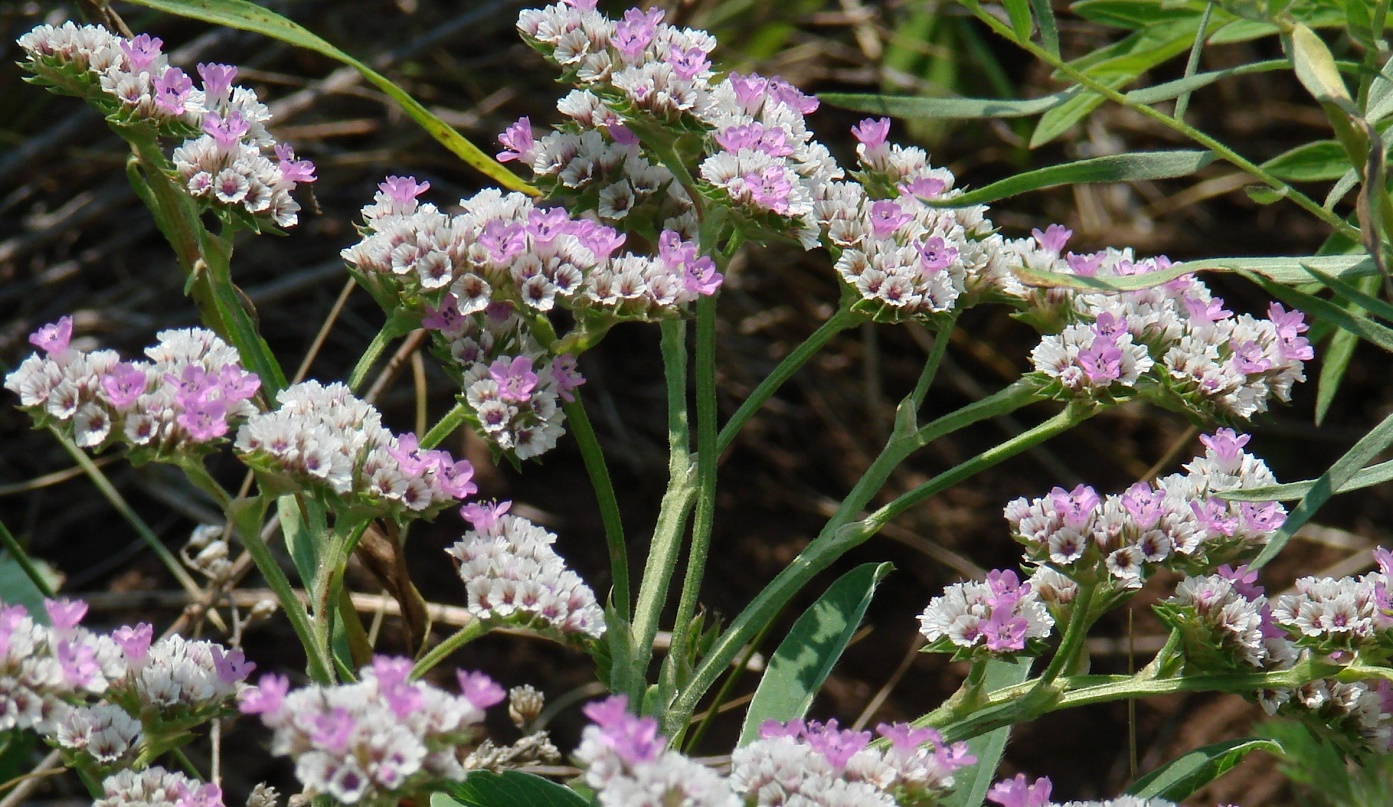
[
  {"x1": 716, "y1": 306, "x2": 861, "y2": 454},
  {"x1": 666, "y1": 294, "x2": 720, "y2": 703},
  {"x1": 865, "y1": 401, "x2": 1097, "y2": 529},
  {"x1": 1034, "y1": 581, "x2": 1098, "y2": 689},
  {"x1": 411, "y1": 618, "x2": 489, "y2": 678},
  {"x1": 420, "y1": 402, "x2": 470, "y2": 450},
  {"x1": 964, "y1": 2, "x2": 1359, "y2": 241},
  {"x1": 0, "y1": 516, "x2": 55, "y2": 597},
  {"x1": 231, "y1": 499, "x2": 334, "y2": 683},
  {"x1": 627, "y1": 319, "x2": 696, "y2": 703},
  {"x1": 908, "y1": 313, "x2": 959, "y2": 411},
  {"x1": 1172, "y1": 2, "x2": 1214, "y2": 122},
  {"x1": 667, "y1": 386, "x2": 1055, "y2": 733},
  {"x1": 564, "y1": 394, "x2": 630, "y2": 622}
]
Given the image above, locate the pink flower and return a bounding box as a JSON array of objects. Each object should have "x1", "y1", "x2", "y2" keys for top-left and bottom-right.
[
  {"x1": 667, "y1": 46, "x2": 709, "y2": 80},
  {"x1": 851, "y1": 117, "x2": 891, "y2": 149},
  {"x1": 1031, "y1": 223, "x2": 1072, "y2": 254},
  {"x1": 899, "y1": 176, "x2": 946, "y2": 199},
  {"x1": 684, "y1": 256, "x2": 723, "y2": 296},
  {"x1": 987, "y1": 773, "x2": 1052, "y2": 807},
  {"x1": 743, "y1": 165, "x2": 792, "y2": 215},
  {"x1": 583, "y1": 695, "x2": 664, "y2": 765},
  {"x1": 310, "y1": 707, "x2": 356, "y2": 754},
  {"x1": 490, "y1": 356, "x2": 539, "y2": 403},
  {"x1": 45, "y1": 597, "x2": 87, "y2": 631},
  {"x1": 176, "y1": 396, "x2": 229, "y2": 441},
  {"x1": 868, "y1": 200, "x2": 911, "y2": 238},
  {"x1": 202, "y1": 110, "x2": 250, "y2": 150},
  {"x1": 461, "y1": 500, "x2": 511, "y2": 532},
  {"x1": 210, "y1": 646, "x2": 256, "y2": 684},
  {"x1": 196, "y1": 63, "x2": 238, "y2": 104},
  {"x1": 238, "y1": 672, "x2": 290, "y2": 716},
  {"x1": 916, "y1": 237, "x2": 958, "y2": 275},
  {"x1": 113, "y1": 623, "x2": 153, "y2": 664},
  {"x1": 551, "y1": 355, "x2": 586, "y2": 403},
  {"x1": 611, "y1": 7, "x2": 663, "y2": 62},
  {"x1": 101, "y1": 362, "x2": 148, "y2": 408},
  {"x1": 457, "y1": 670, "x2": 506, "y2": 709},
  {"x1": 497, "y1": 117, "x2": 536, "y2": 163},
  {"x1": 436, "y1": 458, "x2": 478, "y2": 499},
  {"x1": 274, "y1": 144, "x2": 317, "y2": 184},
  {"x1": 1049, "y1": 484, "x2": 1100, "y2": 529},
  {"x1": 153, "y1": 67, "x2": 193, "y2": 115},
  {"x1": 120, "y1": 33, "x2": 163, "y2": 72},
  {"x1": 388, "y1": 433, "x2": 438, "y2": 476},
  {"x1": 29, "y1": 316, "x2": 73, "y2": 355}
]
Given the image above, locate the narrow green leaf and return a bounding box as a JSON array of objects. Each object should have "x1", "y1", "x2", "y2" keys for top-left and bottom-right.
[
  {"x1": 1251, "y1": 408, "x2": 1393, "y2": 569},
  {"x1": 1366, "y1": 55, "x2": 1393, "y2": 124},
  {"x1": 738, "y1": 562, "x2": 893, "y2": 745},
  {"x1": 1071, "y1": 0, "x2": 1209, "y2": 29},
  {"x1": 1181, "y1": 254, "x2": 1375, "y2": 284},
  {"x1": 1302, "y1": 263, "x2": 1393, "y2": 324},
  {"x1": 1261, "y1": 140, "x2": 1353, "y2": 183},
  {"x1": 277, "y1": 494, "x2": 325, "y2": 590},
  {"x1": 941, "y1": 657, "x2": 1034, "y2": 807},
  {"x1": 1012, "y1": 262, "x2": 1194, "y2": 293},
  {"x1": 1247, "y1": 273, "x2": 1393, "y2": 353},
  {"x1": 434, "y1": 771, "x2": 588, "y2": 807},
  {"x1": 818, "y1": 89, "x2": 1078, "y2": 119},
  {"x1": 1003, "y1": 0, "x2": 1033, "y2": 43},
  {"x1": 1122, "y1": 59, "x2": 1287, "y2": 104},
  {"x1": 122, "y1": 0, "x2": 536, "y2": 196},
  {"x1": 1128, "y1": 737, "x2": 1282, "y2": 800},
  {"x1": 1325, "y1": 168, "x2": 1360, "y2": 208},
  {"x1": 1030, "y1": 0, "x2": 1059, "y2": 56},
  {"x1": 1218, "y1": 458, "x2": 1393, "y2": 502},
  {"x1": 935, "y1": 151, "x2": 1213, "y2": 207}
]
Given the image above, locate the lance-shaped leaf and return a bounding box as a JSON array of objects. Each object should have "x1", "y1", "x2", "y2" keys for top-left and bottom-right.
[
  {"x1": 434, "y1": 771, "x2": 588, "y2": 807},
  {"x1": 1218, "y1": 458, "x2": 1393, "y2": 502},
  {"x1": 818, "y1": 89, "x2": 1078, "y2": 120},
  {"x1": 738, "y1": 562, "x2": 893, "y2": 745},
  {"x1": 931, "y1": 151, "x2": 1213, "y2": 207},
  {"x1": 1127, "y1": 737, "x2": 1282, "y2": 800}
]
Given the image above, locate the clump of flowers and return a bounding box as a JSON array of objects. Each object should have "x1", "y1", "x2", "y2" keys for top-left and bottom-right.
[
  {"x1": 917, "y1": 569, "x2": 1054, "y2": 658},
  {"x1": 239, "y1": 657, "x2": 504, "y2": 805},
  {"x1": 987, "y1": 774, "x2": 1177, "y2": 807},
  {"x1": 4, "y1": 319, "x2": 261, "y2": 455},
  {"x1": 447, "y1": 501, "x2": 606, "y2": 640},
  {"x1": 1270, "y1": 546, "x2": 1393, "y2": 658},
  {"x1": 234, "y1": 380, "x2": 475, "y2": 518},
  {"x1": 18, "y1": 24, "x2": 315, "y2": 228},
  {"x1": 1004, "y1": 429, "x2": 1286, "y2": 587},
  {"x1": 95, "y1": 766, "x2": 225, "y2": 807},
  {"x1": 1000, "y1": 230, "x2": 1311, "y2": 419},
  {"x1": 1154, "y1": 565, "x2": 1293, "y2": 673}
]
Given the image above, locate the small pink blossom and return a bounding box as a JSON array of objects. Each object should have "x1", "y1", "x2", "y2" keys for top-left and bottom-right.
[
  {"x1": 120, "y1": 33, "x2": 163, "y2": 73},
  {"x1": 101, "y1": 362, "x2": 148, "y2": 408},
  {"x1": 460, "y1": 500, "x2": 511, "y2": 532},
  {"x1": 177, "y1": 396, "x2": 229, "y2": 441},
  {"x1": 916, "y1": 237, "x2": 958, "y2": 275},
  {"x1": 851, "y1": 117, "x2": 891, "y2": 149},
  {"x1": 113, "y1": 623, "x2": 153, "y2": 664},
  {"x1": 987, "y1": 774, "x2": 1052, "y2": 807},
  {"x1": 1031, "y1": 223, "x2": 1072, "y2": 254},
  {"x1": 196, "y1": 63, "x2": 237, "y2": 104},
  {"x1": 44, "y1": 597, "x2": 87, "y2": 631},
  {"x1": 899, "y1": 176, "x2": 946, "y2": 199},
  {"x1": 436, "y1": 458, "x2": 478, "y2": 499},
  {"x1": 210, "y1": 646, "x2": 255, "y2": 684},
  {"x1": 457, "y1": 670, "x2": 506, "y2": 709},
  {"x1": 202, "y1": 111, "x2": 249, "y2": 150},
  {"x1": 153, "y1": 67, "x2": 193, "y2": 115},
  {"x1": 310, "y1": 707, "x2": 356, "y2": 754},
  {"x1": 238, "y1": 672, "x2": 290, "y2": 716},
  {"x1": 490, "y1": 356, "x2": 539, "y2": 403},
  {"x1": 274, "y1": 144, "x2": 317, "y2": 184},
  {"x1": 29, "y1": 316, "x2": 73, "y2": 355},
  {"x1": 667, "y1": 46, "x2": 710, "y2": 81},
  {"x1": 497, "y1": 117, "x2": 536, "y2": 163},
  {"x1": 551, "y1": 355, "x2": 586, "y2": 403},
  {"x1": 868, "y1": 200, "x2": 911, "y2": 238}
]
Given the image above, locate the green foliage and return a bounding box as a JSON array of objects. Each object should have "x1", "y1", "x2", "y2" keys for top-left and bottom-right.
[
  {"x1": 738, "y1": 562, "x2": 893, "y2": 745},
  {"x1": 1257, "y1": 720, "x2": 1393, "y2": 807},
  {"x1": 433, "y1": 771, "x2": 590, "y2": 807},
  {"x1": 1127, "y1": 737, "x2": 1282, "y2": 801}
]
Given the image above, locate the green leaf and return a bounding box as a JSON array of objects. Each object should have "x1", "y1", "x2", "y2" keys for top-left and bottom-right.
[
  {"x1": 1122, "y1": 59, "x2": 1287, "y2": 104},
  {"x1": 1251, "y1": 407, "x2": 1393, "y2": 569},
  {"x1": 941, "y1": 657, "x2": 1034, "y2": 807},
  {"x1": 1307, "y1": 270, "x2": 1386, "y2": 424},
  {"x1": 121, "y1": 0, "x2": 536, "y2": 196},
  {"x1": 1031, "y1": 18, "x2": 1212, "y2": 147},
  {"x1": 278, "y1": 494, "x2": 325, "y2": 590},
  {"x1": 1030, "y1": 0, "x2": 1060, "y2": 56},
  {"x1": 1013, "y1": 261, "x2": 1194, "y2": 293},
  {"x1": 1302, "y1": 263, "x2": 1393, "y2": 324},
  {"x1": 738, "y1": 562, "x2": 893, "y2": 745},
  {"x1": 818, "y1": 89, "x2": 1078, "y2": 119},
  {"x1": 1004, "y1": 0, "x2": 1034, "y2": 43},
  {"x1": 1261, "y1": 140, "x2": 1353, "y2": 182},
  {"x1": 434, "y1": 771, "x2": 588, "y2": 807},
  {"x1": 936, "y1": 150, "x2": 1213, "y2": 207},
  {"x1": 1128, "y1": 737, "x2": 1282, "y2": 800},
  {"x1": 1219, "y1": 458, "x2": 1393, "y2": 502},
  {"x1": 1181, "y1": 254, "x2": 1375, "y2": 284},
  {"x1": 1247, "y1": 272, "x2": 1393, "y2": 353},
  {"x1": 1071, "y1": 0, "x2": 1210, "y2": 29},
  {"x1": 0, "y1": 554, "x2": 60, "y2": 622}
]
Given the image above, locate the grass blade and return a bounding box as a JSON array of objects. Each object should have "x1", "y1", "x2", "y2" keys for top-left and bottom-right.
[{"x1": 934, "y1": 150, "x2": 1213, "y2": 207}]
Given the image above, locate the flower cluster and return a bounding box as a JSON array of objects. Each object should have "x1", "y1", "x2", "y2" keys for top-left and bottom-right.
[
  {"x1": 1004, "y1": 429, "x2": 1286, "y2": 586},
  {"x1": 816, "y1": 119, "x2": 999, "y2": 321},
  {"x1": 1154, "y1": 565, "x2": 1293, "y2": 673},
  {"x1": 917, "y1": 569, "x2": 1054, "y2": 657},
  {"x1": 987, "y1": 774, "x2": 1178, "y2": 807},
  {"x1": 18, "y1": 23, "x2": 314, "y2": 228},
  {"x1": 732, "y1": 718, "x2": 977, "y2": 806},
  {"x1": 239, "y1": 657, "x2": 503, "y2": 805},
  {"x1": 1002, "y1": 231, "x2": 1311, "y2": 418},
  {"x1": 1, "y1": 598, "x2": 251, "y2": 774},
  {"x1": 1269, "y1": 547, "x2": 1393, "y2": 658},
  {"x1": 96, "y1": 766, "x2": 225, "y2": 807},
  {"x1": 426, "y1": 302, "x2": 581, "y2": 460},
  {"x1": 5, "y1": 319, "x2": 261, "y2": 455},
  {"x1": 446, "y1": 502, "x2": 605, "y2": 640},
  {"x1": 234, "y1": 380, "x2": 475, "y2": 518},
  {"x1": 575, "y1": 696, "x2": 738, "y2": 806},
  {"x1": 574, "y1": 696, "x2": 977, "y2": 806},
  {"x1": 343, "y1": 181, "x2": 719, "y2": 320},
  {"x1": 516, "y1": 2, "x2": 840, "y2": 245}
]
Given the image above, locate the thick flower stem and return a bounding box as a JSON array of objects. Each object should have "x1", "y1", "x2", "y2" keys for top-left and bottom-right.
[
  {"x1": 411, "y1": 618, "x2": 489, "y2": 678},
  {"x1": 626, "y1": 319, "x2": 696, "y2": 703}
]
